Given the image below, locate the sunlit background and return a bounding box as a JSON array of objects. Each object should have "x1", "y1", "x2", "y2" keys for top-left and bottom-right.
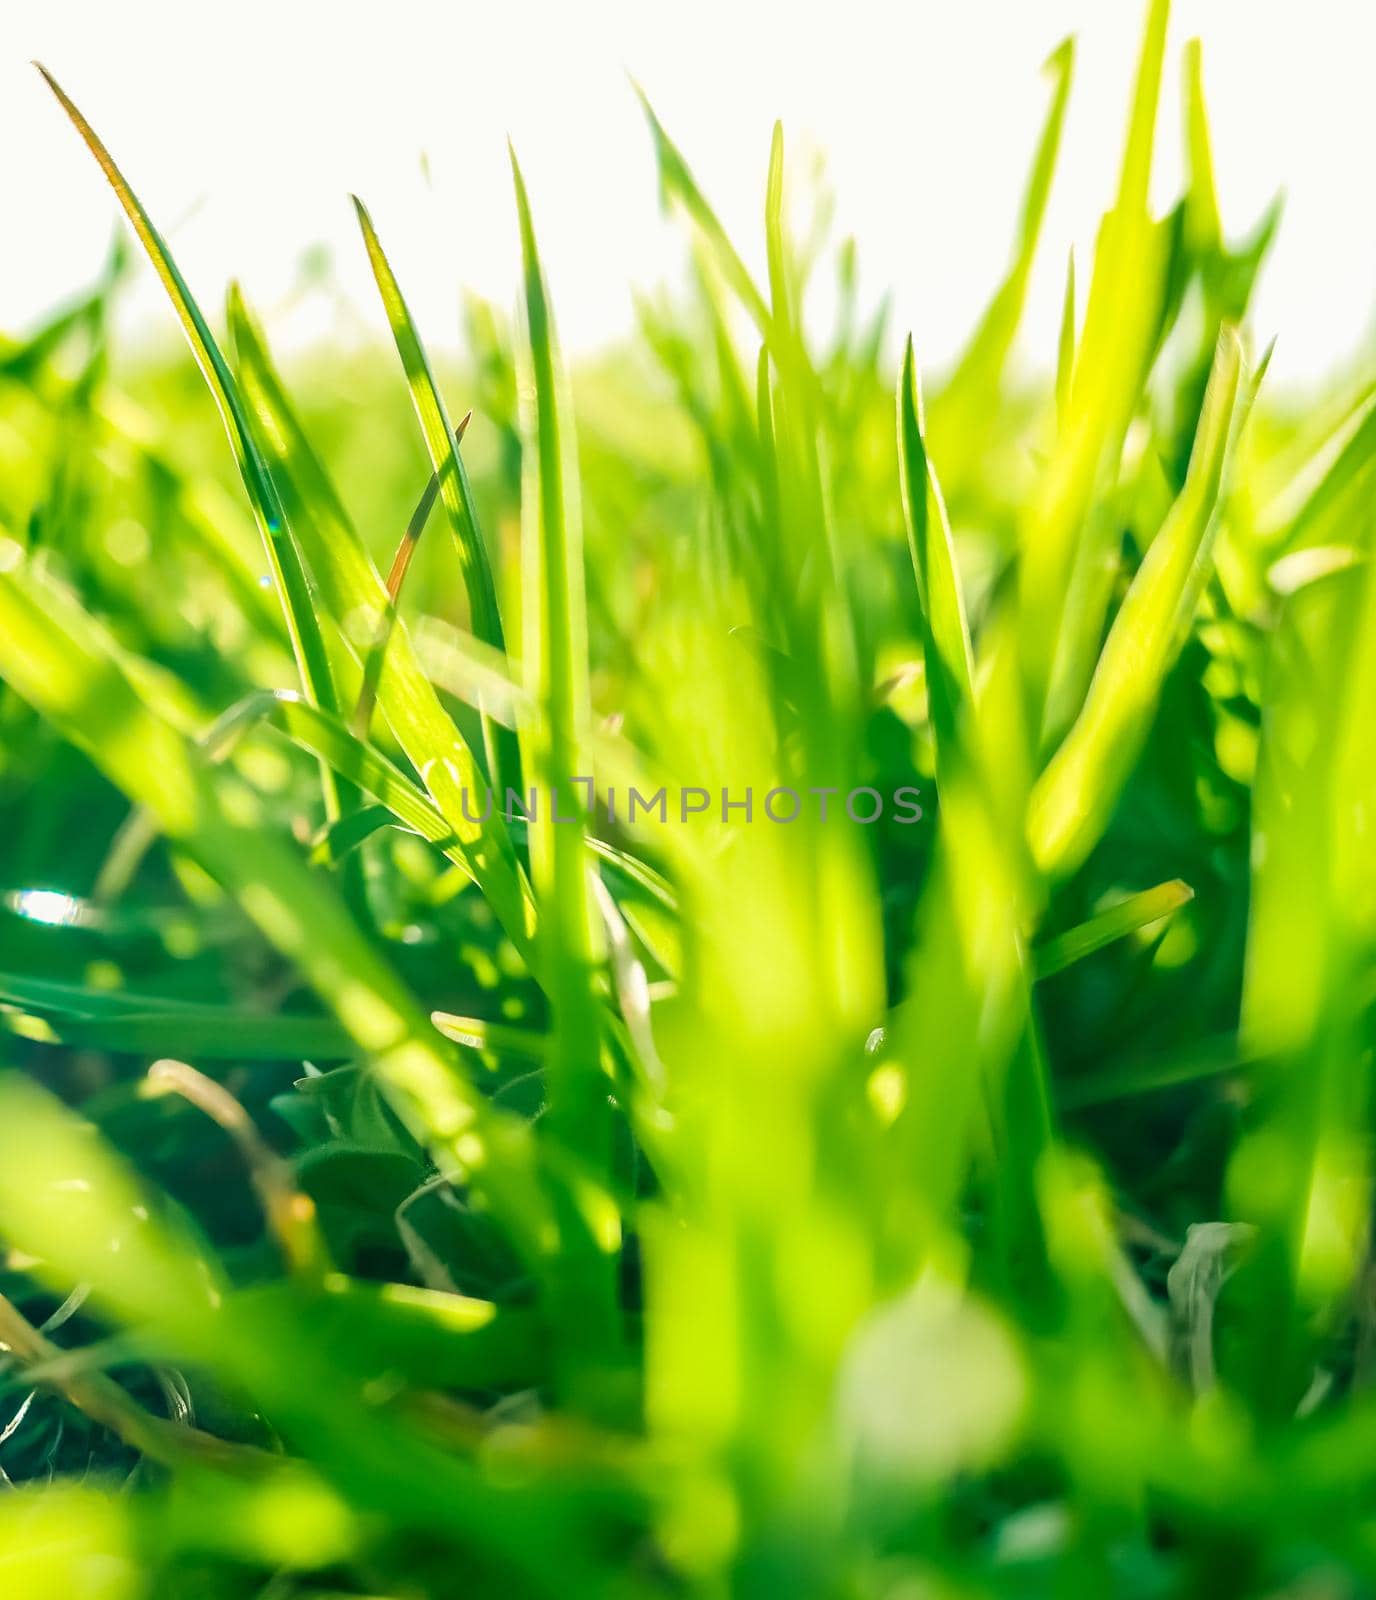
[{"x1": 4, "y1": 1, "x2": 1374, "y2": 386}]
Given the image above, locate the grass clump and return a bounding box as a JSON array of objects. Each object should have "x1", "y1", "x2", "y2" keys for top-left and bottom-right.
[{"x1": 1, "y1": 2, "x2": 1375, "y2": 1594}]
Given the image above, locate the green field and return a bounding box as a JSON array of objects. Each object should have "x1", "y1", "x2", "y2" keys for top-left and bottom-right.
[{"x1": 2, "y1": 2, "x2": 1376, "y2": 1594}]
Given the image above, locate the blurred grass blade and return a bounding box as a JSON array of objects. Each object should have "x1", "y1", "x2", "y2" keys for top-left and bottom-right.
[
  {"x1": 242, "y1": 1273, "x2": 546, "y2": 1390},
  {"x1": 271, "y1": 695, "x2": 474, "y2": 860},
  {"x1": 764, "y1": 122, "x2": 793, "y2": 343},
  {"x1": 890, "y1": 373, "x2": 1053, "y2": 1294},
  {"x1": 0, "y1": 1080, "x2": 616, "y2": 1594},
  {"x1": 0, "y1": 549, "x2": 545, "y2": 1250},
  {"x1": 54, "y1": 1011, "x2": 350, "y2": 1061},
  {"x1": 1028, "y1": 326, "x2": 1247, "y2": 878},
  {"x1": 510, "y1": 146, "x2": 621, "y2": 1416},
  {"x1": 0, "y1": 1072, "x2": 221, "y2": 1337},
  {"x1": 1016, "y1": 38, "x2": 1075, "y2": 263},
  {"x1": 1057, "y1": 1035, "x2": 1255, "y2": 1110},
  {"x1": 633, "y1": 84, "x2": 775, "y2": 347},
  {"x1": 100, "y1": 682, "x2": 487, "y2": 903},
  {"x1": 1183, "y1": 39, "x2": 1222, "y2": 255},
  {"x1": 1018, "y1": 0, "x2": 1173, "y2": 736},
  {"x1": 934, "y1": 37, "x2": 1074, "y2": 487},
  {"x1": 309, "y1": 804, "x2": 400, "y2": 869},
  {"x1": 112, "y1": 683, "x2": 494, "y2": 896},
  {"x1": 1035, "y1": 880, "x2": 1194, "y2": 979},
  {"x1": 759, "y1": 123, "x2": 865, "y2": 781},
  {"x1": 275, "y1": 687, "x2": 668, "y2": 922},
  {"x1": 897, "y1": 338, "x2": 976, "y2": 769},
  {"x1": 1056, "y1": 250, "x2": 1076, "y2": 424},
  {"x1": 0, "y1": 967, "x2": 352, "y2": 1059},
  {"x1": 1270, "y1": 392, "x2": 1376, "y2": 557},
  {"x1": 882, "y1": 758, "x2": 1052, "y2": 1298},
  {"x1": 1228, "y1": 528, "x2": 1376, "y2": 1409},
  {"x1": 432, "y1": 1012, "x2": 550, "y2": 1064}
]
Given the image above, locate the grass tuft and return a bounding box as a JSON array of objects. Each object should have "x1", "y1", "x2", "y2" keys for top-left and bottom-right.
[{"x1": 2, "y1": 10, "x2": 1374, "y2": 1595}]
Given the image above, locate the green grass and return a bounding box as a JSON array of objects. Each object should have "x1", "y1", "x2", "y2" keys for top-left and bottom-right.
[{"x1": 1, "y1": 3, "x2": 1375, "y2": 1593}]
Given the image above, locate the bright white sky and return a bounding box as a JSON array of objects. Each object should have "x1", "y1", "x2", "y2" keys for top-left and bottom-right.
[{"x1": 4, "y1": 1, "x2": 1373, "y2": 388}]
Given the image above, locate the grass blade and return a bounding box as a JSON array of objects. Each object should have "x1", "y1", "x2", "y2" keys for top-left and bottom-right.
[
  {"x1": 353, "y1": 412, "x2": 471, "y2": 738},
  {"x1": 1182, "y1": 39, "x2": 1222, "y2": 256},
  {"x1": 895, "y1": 368, "x2": 1053, "y2": 1299},
  {"x1": 1028, "y1": 327, "x2": 1248, "y2": 878},
  {"x1": 1226, "y1": 534, "x2": 1376, "y2": 1411},
  {"x1": 0, "y1": 978, "x2": 353, "y2": 1060},
  {"x1": 226, "y1": 291, "x2": 536, "y2": 961},
  {"x1": 934, "y1": 38, "x2": 1074, "y2": 490},
  {"x1": 35, "y1": 67, "x2": 347, "y2": 825},
  {"x1": 510, "y1": 146, "x2": 621, "y2": 1417},
  {"x1": 1018, "y1": 0, "x2": 1174, "y2": 736},
  {"x1": 0, "y1": 1079, "x2": 615, "y2": 1594},
  {"x1": 633, "y1": 84, "x2": 775, "y2": 347},
  {"x1": 1035, "y1": 879, "x2": 1194, "y2": 979},
  {"x1": 1056, "y1": 249, "x2": 1076, "y2": 424},
  {"x1": 897, "y1": 338, "x2": 976, "y2": 770},
  {"x1": 0, "y1": 547, "x2": 545, "y2": 1252},
  {"x1": 352, "y1": 198, "x2": 520, "y2": 796}
]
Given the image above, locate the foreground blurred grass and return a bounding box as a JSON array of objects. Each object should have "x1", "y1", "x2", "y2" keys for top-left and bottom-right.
[{"x1": 2, "y1": 2, "x2": 1376, "y2": 1594}]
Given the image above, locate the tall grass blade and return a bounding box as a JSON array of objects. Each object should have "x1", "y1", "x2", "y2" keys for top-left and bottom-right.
[
  {"x1": 897, "y1": 339, "x2": 976, "y2": 770},
  {"x1": 226, "y1": 292, "x2": 536, "y2": 960},
  {"x1": 1035, "y1": 879, "x2": 1194, "y2": 978},
  {"x1": 934, "y1": 38, "x2": 1074, "y2": 489},
  {"x1": 1056, "y1": 250, "x2": 1076, "y2": 424},
  {"x1": 1229, "y1": 454, "x2": 1376, "y2": 1408},
  {"x1": 1028, "y1": 326, "x2": 1247, "y2": 878},
  {"x1": 1018, "y1": 0, "x2": 1174, "y2": 737},
  {"x1": 352, "y1": 197, "x2": 521, "y2": 795},
  {"x1": 354, "y1": 412, "x2": 471, "y2": 738},
  {"x1": 510, "y1": 148, "x2": 622, "y2": 1417},
  {"x1": 35, "y1": 67, "x2": 347, "y2": 824},
  {"x1": 633, "y1": 84, "x2": 775, "y2": 347}
]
